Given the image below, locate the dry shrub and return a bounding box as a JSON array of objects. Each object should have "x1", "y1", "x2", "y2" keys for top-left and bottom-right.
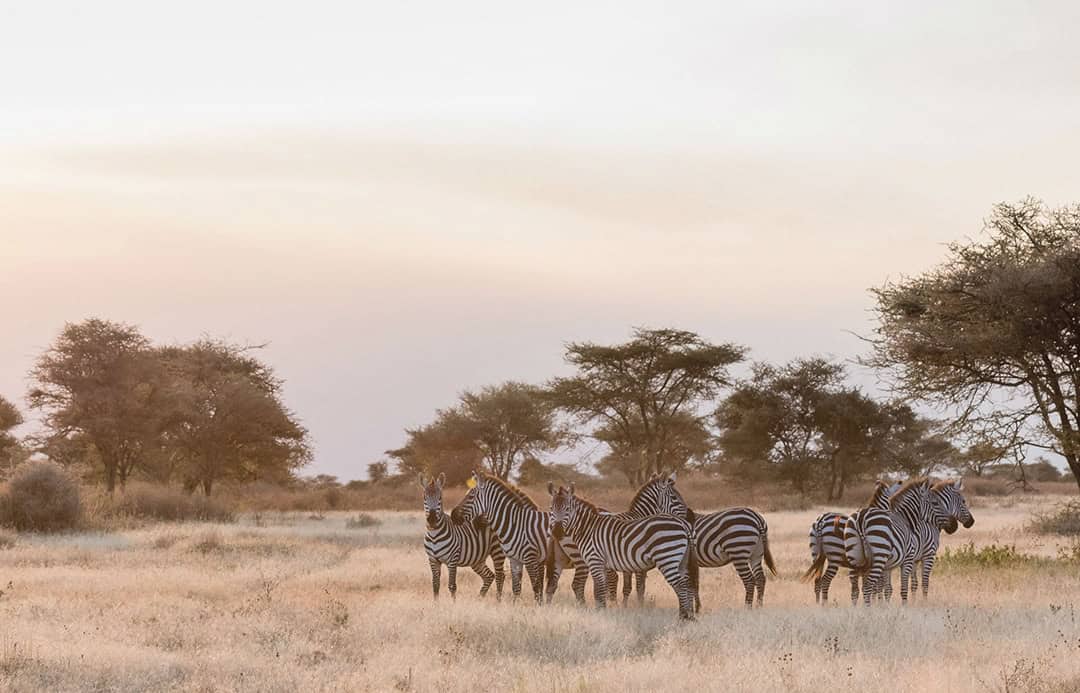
[
  {"x1": 0, "y1": 460, "x2": 81, "y2": 532},
  {"x1": 345, "y1": 513, "x2": 381, "y2": 529},
  {"x1": 0, "y1": 529, "x2": 16, "y2": 549},
  {"x1": 110, "y1": 484, "x2": 235, "y2": 523},
  {"x1": 964, "y1": 478, "x2": 1012, "y2": 497},
  {"x1": 191, "y1": 529, "x2": 224, "y2": 554},
  {"x1": 1031, "y1": 499, "x2": 1080, "y2": 536}
]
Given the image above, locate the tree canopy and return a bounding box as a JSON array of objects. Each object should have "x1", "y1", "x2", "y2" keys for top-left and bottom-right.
[
  {"x1": 869, "y1": 199, "x2": 1080, "y2": 490},
  {"x1": 548, "y1": 327, "x2": 745, "y2": 484},
  {"x1": 28, "y1": 319, "x2": 310, "y2": 494}
]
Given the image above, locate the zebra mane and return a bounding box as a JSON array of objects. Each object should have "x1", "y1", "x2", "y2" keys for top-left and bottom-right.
[
  {"x1": 568, "y1": 490, "x2": 601, "y2": 515},
  {"x1": 629, "y1": 478, "x2": 662, "y2": 509},
  {"x1": 888, "y1": 477, "x2": 929, "y2": 510},
  {"x1": 479, "y1": 472, "x2": 540, "y2": 510},
  {"x1": 931, "y1": 479, "x2": 959, "y2": 493},
  {"x1": 863, "y1": 480, "x2": 891, "y2": 508}
]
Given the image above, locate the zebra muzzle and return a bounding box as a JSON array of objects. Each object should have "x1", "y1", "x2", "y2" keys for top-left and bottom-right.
[{"x1": 551, "y1": 522, "x2": 565, "y2": 540}]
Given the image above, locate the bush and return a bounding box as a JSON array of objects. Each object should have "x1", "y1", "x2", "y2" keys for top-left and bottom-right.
[
  {"x1": 113, "y1": 484, "x2": 235, "y2": 523},
  {"x1": 938, "y1": 542, "x2": 1033, "y2": 568},
  {"x1": 345, "y1": 513, "x2": 381, "y2": 529},
  {"x1": 1031, "y1": 500, "x2": 1080, "y2": 536},
  {"x1": 1, "y1": 460, "x2": 82, "y2": 532}
]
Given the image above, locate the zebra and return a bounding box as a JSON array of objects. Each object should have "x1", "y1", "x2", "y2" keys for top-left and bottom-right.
[
  {"x1": 802, "y1": 480, "x2": 896, "y2": 604},
  {"x1": 419, "y1": 473, "x2": 506, "y2": 600},
  {"x1": 903, "y1": 479, "x2": 974, "y2": 599},
  {"x1": 547, "y1": 482, "x2": 698, "y2": 619},
  {"x1": 843, "y1": 477, "x2": 950, "y2": 605},
  {"x1": 453, "y1": 471, "x2": 583, "y2": 605},
  {"x1": 650, "y1": 472, "x2": 777, "y2": 610}
]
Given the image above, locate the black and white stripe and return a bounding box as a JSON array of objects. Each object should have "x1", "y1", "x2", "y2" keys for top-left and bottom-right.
[
  {"x1": 904, "y1": 479, "x2": 974, "y2": 599},
  {"x1": 843, "y1": 478, "x2": 949, "y2": 605},
  {"x1": 802, "y1": 481, "x2": 895, "y2": 604},
  {"x1": 548, "y1": 482, "x2": 698, "y2": 619},
  {"x1": 455, "y1": 471, "x2": 583, "y2": 604},
  {"x1": 419, "y1": 473, "x2": 506, "y2": 600}
]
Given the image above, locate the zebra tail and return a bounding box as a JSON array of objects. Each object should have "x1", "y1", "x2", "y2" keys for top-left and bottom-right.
[
  {"x1": 763, "y1": 530, "x2": 778, "y2": 577},
  {"x1": 801, "y1": 523, "x2": 826, "y2": 583},
  {"x1": 688, "y1": 544, "x2": 700, "y2": 594}
]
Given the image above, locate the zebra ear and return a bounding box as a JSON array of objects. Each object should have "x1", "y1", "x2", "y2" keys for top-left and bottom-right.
[
  {"x1": 568, "y1": 482, "x2": 576, "y2": 496},
  {"x1": 954, "y1": 478, "x2": 964, "y2": 491},
  {"x1": 436, "y1": 472, "x2": 446, "y2": 488},
  {"x1": 667, "y1": 470, "x2": 678, "y2": 484},
  {"x1": 547, "y1": 481, "x2": 556, "y2": 496}
]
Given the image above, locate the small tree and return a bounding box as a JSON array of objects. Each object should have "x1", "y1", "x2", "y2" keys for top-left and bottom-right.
[{"x1": 367, "y1": 461, "x2": 389, "y2": 483}]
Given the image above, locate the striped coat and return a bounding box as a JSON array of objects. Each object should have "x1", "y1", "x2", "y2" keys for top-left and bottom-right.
[
  {"x1": 549, "y1": 483, "x2": 698, "y2": 619},
  {"x1": 419, "y1": 474, "x2": 506, "y2": 600}
]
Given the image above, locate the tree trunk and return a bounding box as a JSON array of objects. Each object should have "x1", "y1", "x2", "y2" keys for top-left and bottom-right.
[
  {"x1": 202, "y1": 478, "x2": 213, "y2": 496},
  {"x1": 1066, "y1": 453, "x2": 1080, "y2": 494},
  {"x1": 104, "y1": 462, "x2": 117, "y2": 494}
]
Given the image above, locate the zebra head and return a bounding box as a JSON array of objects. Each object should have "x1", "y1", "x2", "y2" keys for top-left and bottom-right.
[
  {"x1": 891, "y1": 477, "x2": 952, "y2": 532},
  {"x1": 658, "y1": 471, "x2": 691, "y2": 521},
  {"x1": 932, "y1": 479, "x2": 974, "y2": 532},
  {"x1": 449, "y1": 486, "x2": 485, "y2": 528},
  {"x1": 628, "y1": 471, "x2": 683, "y2": 518},
  {"x1": 547, "y1": 482, "x2": 577, "y2": 540},
  {"x1": 418, "y1": 473, "x2": 446, "y2": 529}
]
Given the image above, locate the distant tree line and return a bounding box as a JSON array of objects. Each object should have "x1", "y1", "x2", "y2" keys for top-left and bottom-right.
[
  {"x1": 389, "y1": 199, "x2": 1080, "y2": 497},
  {"x1": 3, "y1": 199, "x2": 1079, "y2": 498}
]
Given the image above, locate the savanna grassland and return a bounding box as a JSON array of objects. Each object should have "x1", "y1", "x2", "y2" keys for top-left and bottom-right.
[{"x1": 2, "y1": 492, "x2": 1080, "y2": 693}]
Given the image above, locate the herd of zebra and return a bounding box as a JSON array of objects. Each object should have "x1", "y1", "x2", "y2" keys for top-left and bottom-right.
[{"x1": 419, "y1": 470, "x2": 974, "y2": 619}]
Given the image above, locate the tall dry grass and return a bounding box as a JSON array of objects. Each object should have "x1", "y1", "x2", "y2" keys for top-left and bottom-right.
[{"x1": 0, "y1": 497, "x2": 1079, "y2": 691}]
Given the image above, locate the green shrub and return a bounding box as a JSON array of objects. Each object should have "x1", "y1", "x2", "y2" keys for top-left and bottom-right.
[
  {"x1": 1031, "y1": 500, "x2": 1080, "y2": 536},
  {"x1": 938, "y1": 542, "x2": 1033, "y2": 568},
  {"x1": 1, "y1": 460, "x2": 82, "y2": 532}
]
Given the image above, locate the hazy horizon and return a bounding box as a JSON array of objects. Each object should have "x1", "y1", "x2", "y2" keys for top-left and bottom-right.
[{"x1": 4, "y1": 1, "x2": 1080, "y2": 479}]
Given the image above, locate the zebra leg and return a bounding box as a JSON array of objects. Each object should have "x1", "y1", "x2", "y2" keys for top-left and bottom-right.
[
  {"x1": 492, "y1": 554, "x2": 506, "y2": 601},
  {"x1": 589, "y1": 565, "x2": 609, "y2": 609},
  {"x1": 429, "y1": 558, "x2": 441, "y2": 600},
  {"x1": 734, "y1": 560, "x2": 755, "y2": 608},
  {"x1": 849, "y1": 571, "x2": 860, "y2": 605},
  {"x1": 635, "y1": 571, "x2": 647, "y2": 606},
  {"x1": 622, "y1": 571, "x2": 633, "y2": 606},
  {"x1": 921, "y1": 556, "x2": 935, "y2": 598},
  {"x1": 909, "y1": 562, "x2": 919, "y2": 599},
  {"x1": 509, "y1": 559, "x2": 524, "y2": 601},
  {"x1": 819, "y1": 564, "x2": 839, "y2": 604},
  {"x1": 862, "y1": 561, "x2": 884, "y2": 606},
  {"x1": 881, "y1": 570, "x2": 892, "y2": 602},
  {"x1": 527, "y1": 563, "x2": 545, "y2": 605},
  {"x1": 606, "y1": 570, "x2": 619, "y2": 604},
  {"x1": 899, "y1": 561, "x2": 912, "y2": 604},
  {"x1": 753, "y1": 563, "x2": 766, "y2": 608},
  {"x1": 447, "y1": 564, "x2": 458, "y2": 600},
  {"x1": 656, "y1": 558, "x2": 695, "y2": 620},
  {"x1": 474, "y1": 561, "x2": 495, "y2": 597},
  {"x1": 569, "y1": 566, "x2": 588, "y2": 605}
]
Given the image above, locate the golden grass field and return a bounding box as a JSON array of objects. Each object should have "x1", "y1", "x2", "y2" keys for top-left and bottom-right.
[{"x1": 2, "y1": 495, "x2": 1079, "y2": 692}]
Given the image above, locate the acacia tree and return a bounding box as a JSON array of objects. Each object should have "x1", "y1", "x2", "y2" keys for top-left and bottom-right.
[
  {"x1": 869, "y1": 199, "x2": 1080, "y2": 492},
  {"x1": 548, "y1": 328, "x2": 745, "y2": 484},
  {"x1": 28, "y1": 319, "x2": 166, "y2": 492},
  {"x1": 715, "y1": 358, "x2": 845, "y2": 492},
  {"x1": 159, "y1": 339, "x2": 311, "y2": 495}
]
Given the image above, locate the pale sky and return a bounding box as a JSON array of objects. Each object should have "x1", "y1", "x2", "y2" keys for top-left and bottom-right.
[{"x1": 3, "y1": 1, "x2": 1080, "y2": 479}]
